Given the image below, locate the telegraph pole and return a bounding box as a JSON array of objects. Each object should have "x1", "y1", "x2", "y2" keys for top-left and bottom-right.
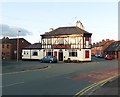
[{"x1": 17, "y1": 30, "x2": 21, "y2": 61}]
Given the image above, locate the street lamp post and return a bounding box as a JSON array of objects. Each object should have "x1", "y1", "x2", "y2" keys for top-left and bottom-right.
[{"x1": 17, "y1": 30, "x2": 21, "y2": 61}]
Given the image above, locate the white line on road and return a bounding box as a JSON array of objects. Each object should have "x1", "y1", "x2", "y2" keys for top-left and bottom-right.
[
  {"x1": 0, "y1": 82, "x2": 24, "y2": 88},
  {"x1": 1, "y1": 66, "x2": 51, "y2": 75}
]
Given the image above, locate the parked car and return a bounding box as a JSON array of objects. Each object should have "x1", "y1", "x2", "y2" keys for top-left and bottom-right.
[
  {"x1": 40, "y1": 56, "x2": 58, "y2": 63},
  {"x1": 95, "y1": 53, "x2": 104, "y2": 58},
  {"x1": 104, "y1": 54, "x2": 112, "y2": 60}
]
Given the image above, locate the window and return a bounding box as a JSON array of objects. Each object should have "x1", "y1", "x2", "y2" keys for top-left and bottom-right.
[
  {"x1": 70, "y1": 37, "x2": 76, "y2": 44},
  {"x1": 7, "y1": 44, "x2": 9, "y2": 48},
  {"x1": 24, "y1": 51, "x2": 28, "y2": 55},
  {"x1": 47, "y1": 38, "x2": 52, "y2": 44},
  {"x1": 46, "y1": 51, "x2": 53, "y2": 56},
  {"x1": 32, "y1": 51, "x2": 38, "y2": 56},
  {"x1": 46, "y1": 50, "x2": 53, "y2": 56},
  {"x1": 59, "y1": 38, "x2": 64, "y2": 44},
  {"x1": 84, "y1": 37, "x2": 91, "y2": 48},
  {"x1": 2, "y1": 52, "x2": 5, "y2": 55},
  {"x1": 2, "y1": 44, "x2": 4, "y2": 48},
  {"x1": 69, "y1": 49, "x2": 77, "y2": 57},
  {"x1": 7, "y1": 52, "x2": 10, "y2": 56}
]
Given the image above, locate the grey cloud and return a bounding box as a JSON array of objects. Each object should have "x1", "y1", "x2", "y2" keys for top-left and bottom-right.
[{"x1": 0, "y1": 24, "x2": 32, "y2": 37}]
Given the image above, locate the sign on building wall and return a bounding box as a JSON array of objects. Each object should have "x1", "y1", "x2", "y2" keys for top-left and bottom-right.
[{"x1": 51, "y1": 45, "x2": 71, "y2": 49}]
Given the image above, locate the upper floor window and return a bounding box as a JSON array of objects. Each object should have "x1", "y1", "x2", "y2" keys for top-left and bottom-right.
[
  {"x1": 70, "y1": 37, "x2": 76, "y2": 44},
  {"x1": 2, "y1": 52, "x2": 5, "y2": 55},
  {"x1": 58, "y1": 38, "x2": 64, "y2": 44},
  {"x1": 2, "y1": 44, "x2": 4, "y2": 48},
  {"x1": 7, "y1": 44, "x2": 9, "y2": 48},
  {"x1": 84, "y1": 37, "x2": 91, "y2": 48},
  {"x1": 47, "y1": 38, "x2": 52, "y2": 44}
]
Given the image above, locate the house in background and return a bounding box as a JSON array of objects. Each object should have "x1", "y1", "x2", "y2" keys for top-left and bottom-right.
[
  {"x1": 40, "y1": 21, "x2": 92, "y2": 62},
  {"x1": 104, "y1": 41, "x2": 120, "y2": 60},
  {"x1": 91, "y1": 39, "x2": 115, "y2": 56},
  {"x1": 0, "y1": 37, "x2": 31, "y2": 60},
  {"x1": 22, "y1": 43, "x2": 43, "y2": 60}
]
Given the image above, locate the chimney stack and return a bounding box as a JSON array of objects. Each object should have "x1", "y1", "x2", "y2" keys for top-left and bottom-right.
[
  {"x1": 49, "y1": 28, "x2": 54, "y2": 32},
  {"x1": 76, "y1": 20, "x2": 85, "y2": 30}
]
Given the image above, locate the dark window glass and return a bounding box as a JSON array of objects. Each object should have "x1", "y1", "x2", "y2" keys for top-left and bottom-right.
[
  {"x1": 24, "y1": 51, "x2": 25, "y2": 54},
  {"x1": 46, "y1": 52, "x2": 53, "y2": 56},
  {"x1": 7, "y1": 45, "x2": 9, "y2": 48},
  {"x1": 2, "y1": 44, "x2": 4, "y2": 48},
  {"x1": 32, "y1": 51, "x2": 38, "y2": 56},
  {"x1": 69, "y1": 49, "x2": 77, "y2": 57}
]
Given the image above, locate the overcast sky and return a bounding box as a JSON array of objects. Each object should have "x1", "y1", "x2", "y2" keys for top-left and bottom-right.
[{"x1": 1, "y1": 0, "x2": 118, "y2": 44}]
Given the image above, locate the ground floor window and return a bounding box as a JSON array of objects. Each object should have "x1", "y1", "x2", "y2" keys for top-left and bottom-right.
[
  {"x1": 46, "y1": 50, "x2": 53, "y2": 56},
  {"x1": 32, "y1": 51, "x2": 38, "y2": 56},
  {"x1": 69, "y1": 49, "x2": 77, "y2": 57}
]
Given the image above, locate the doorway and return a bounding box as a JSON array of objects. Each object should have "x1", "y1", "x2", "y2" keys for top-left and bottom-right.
[{"x1": 59, "y1": 49, "x2": 63, "y2": 61}]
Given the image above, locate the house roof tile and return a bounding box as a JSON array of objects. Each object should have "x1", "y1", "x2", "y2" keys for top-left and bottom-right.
[
  {"x1": 41, "y1": 26, "x2": 92, "y2": 36},
  {"x1": 104, "y1": 41, "x2": 120, "y2": 51},
  {"x1": 24, "y1": 43, "x2": 42, "y2": 49}
]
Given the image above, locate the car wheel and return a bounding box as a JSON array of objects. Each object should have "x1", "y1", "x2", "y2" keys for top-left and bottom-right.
[{"x1": 49, "y1": 60, "x2": 52, "y2": 63}]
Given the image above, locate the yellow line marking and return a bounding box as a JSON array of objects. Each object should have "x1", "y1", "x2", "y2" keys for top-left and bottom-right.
[{"x1": 73, "y1": 75, "x2": 118, "y2": 97}]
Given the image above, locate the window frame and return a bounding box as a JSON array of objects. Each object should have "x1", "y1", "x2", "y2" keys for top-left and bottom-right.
[{"x1": 69, "y1": 49, "x2": 77, "y2": 57}]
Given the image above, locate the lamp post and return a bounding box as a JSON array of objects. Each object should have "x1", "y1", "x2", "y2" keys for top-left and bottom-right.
[{"x1": 17, "y1": 30, "x2": 21, "y2": 61}]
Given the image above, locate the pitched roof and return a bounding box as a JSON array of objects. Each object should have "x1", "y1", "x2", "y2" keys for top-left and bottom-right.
[
  {"x1": 104, "y1": 41, "x2": 120, "y2": 51},
  {"x1": 0, "y1": 38, "x2": 31, "y2": 44},
  {"x1": 92, "y1": 40, "x2": 114, "y2": 48},
  {"x1": 41, "y1": 26, "x2": 91, "y2": 36},
  {"x1": 24, "y1": 43, "x2": 42, "y2": 49}
]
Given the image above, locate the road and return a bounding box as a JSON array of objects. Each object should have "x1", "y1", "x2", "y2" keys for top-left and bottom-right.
[{"x1": 1, "y1": 58, "x2": 119, "y2": 96}]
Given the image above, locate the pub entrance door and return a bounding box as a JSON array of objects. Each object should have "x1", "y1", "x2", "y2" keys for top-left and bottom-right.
[{"x1": 59, "y1": 49, "x2": 63, "y2": 61}]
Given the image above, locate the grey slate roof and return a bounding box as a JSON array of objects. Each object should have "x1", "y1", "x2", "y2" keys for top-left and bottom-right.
[
  {"x1": 41, "y1": 26, "x2": 91, "y2": 36},
  {"x1": 104, "y1": 41, "x2": 120, "y2": 51},
  {"x1": 24, "y1": 43, "x2": 42, "y2": 49}
]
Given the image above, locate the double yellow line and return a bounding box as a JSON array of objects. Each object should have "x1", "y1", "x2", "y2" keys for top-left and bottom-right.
[{"x1": 73, "y1": 75, "x2": 118, "y2": 97}]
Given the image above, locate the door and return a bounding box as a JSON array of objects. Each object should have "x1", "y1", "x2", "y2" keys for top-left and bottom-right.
[
  {"x1": 59, "y1": 49, "x2": 63, "y2": 61},
  {"x1": 85, "y1": 50, "x2": 89, "y2": 58},
  {"x1": 54, "y1": 51, "x2": 57, "y2": 57}
]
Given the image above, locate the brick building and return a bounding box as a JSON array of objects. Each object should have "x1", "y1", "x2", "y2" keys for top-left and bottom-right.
[
  {"x1": 0, "y1": 37, "x2": 31, "y2": 60},
  {"x1": 91, "y1": 39, "x2": 115, "y2": 56},
  {"x1": 104, "y1": 41, "x2": 120, "y2": 60}
]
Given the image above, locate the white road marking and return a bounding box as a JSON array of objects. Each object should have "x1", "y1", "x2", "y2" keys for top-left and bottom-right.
[
  {"x1": 0, "y1": 82, "x2": 24, "y2": 88},
  {"x1": 1, "y1": 65, "x2": 50, "y2": 75}
]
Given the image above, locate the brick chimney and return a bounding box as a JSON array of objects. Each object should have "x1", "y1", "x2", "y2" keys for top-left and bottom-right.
[
  {"x1": 106, "y1": 39, "x2": 110, "y2": 41},
  {"x1": 102, "y1": 39, "x2": 105, "y2": 42}
]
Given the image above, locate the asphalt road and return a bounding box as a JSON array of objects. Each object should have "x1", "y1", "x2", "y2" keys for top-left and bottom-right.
[{"x1": 1, "y1": 58, "x2": 119, "y2": 96}]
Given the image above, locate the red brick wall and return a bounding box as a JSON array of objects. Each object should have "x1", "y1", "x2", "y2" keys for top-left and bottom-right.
[
  {"x1": 118, "y1": 51, "x2": 120, "y2": 60},
  {"x1": 1, "y1": 38, "x2": 31, "y2": 60},
  {"x1": 2, "y1": 43, "x2": 11, "y2": 60}
]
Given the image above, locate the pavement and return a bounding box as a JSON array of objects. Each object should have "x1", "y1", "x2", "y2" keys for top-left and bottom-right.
[
  {"x1": 2, "y1": 60, "x2": 49, "y2": 73},
  {"x1": 88, "y1": 75, "x2": 120, "y2": 96}
]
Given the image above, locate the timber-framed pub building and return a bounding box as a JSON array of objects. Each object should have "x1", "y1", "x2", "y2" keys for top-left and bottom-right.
[{"x1": 40, "y1": 21, "x2": 92, "y2": 61}]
